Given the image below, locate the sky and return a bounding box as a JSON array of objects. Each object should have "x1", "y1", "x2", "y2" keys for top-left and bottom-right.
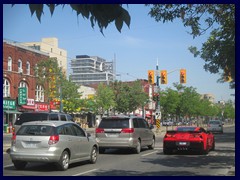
[{"x1": 3, "y1": 4, "x2": 235, "y2": 103}]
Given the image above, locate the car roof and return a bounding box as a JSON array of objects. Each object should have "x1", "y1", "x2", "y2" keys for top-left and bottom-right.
[
  {"x1": 20, "y1": 111, "x2": 67, "y2": 115},
  {"x1": 102, "y1": 115, "x2": 142, "y2": 119},
  {"x1": 21, "y1": 120, "x2": 75, "y2": 127}
]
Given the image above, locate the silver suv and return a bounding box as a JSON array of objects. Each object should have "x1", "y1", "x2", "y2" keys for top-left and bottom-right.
[
  {"x1": 10, "y1": 121, "x2": 98, "y2": 171},
  {"x1": 95, "y1": 116, "x2": 155, "y2": 154}
]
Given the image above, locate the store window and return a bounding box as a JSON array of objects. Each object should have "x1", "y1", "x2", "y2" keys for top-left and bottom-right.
[
  {"x1": 18, "y1": 59, "x2": 23, "y2": 73},
  {"x1": 8, "y1": 56, "x2": 12, "y2": 71},
  {"x1": 35, "y1": 85, "x2": 44, "y2": 102},
  {"x1": 26, "y1": 61, "x2": 30, "y2": 75}
]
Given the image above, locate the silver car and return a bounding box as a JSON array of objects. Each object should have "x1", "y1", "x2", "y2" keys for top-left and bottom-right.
[
  {"x1": 207, "y1": 120, "x2": 223, "y2": 133},
  {"x1": 95, "y1": 116, "x2": 155, "y2": 154},
  {"x1": 10, "y1": 121, "x2": 98, "y2": 171}
]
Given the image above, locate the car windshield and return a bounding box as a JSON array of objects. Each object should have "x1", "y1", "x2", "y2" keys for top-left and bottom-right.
[
  {"x1": 17, "y1": 125, "x2": 54, "y2": 136},
  {"x1": 99, "y1": 118, "x2": 129, "y2": 128},
  {"x1": 176, "y1": 127, "x2": 196, "y2": 132}
]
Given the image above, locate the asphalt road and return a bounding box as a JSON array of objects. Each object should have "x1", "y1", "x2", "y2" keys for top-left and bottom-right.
[{"x1": 3, "y1": 125, "x2": 235, "y2": 176}]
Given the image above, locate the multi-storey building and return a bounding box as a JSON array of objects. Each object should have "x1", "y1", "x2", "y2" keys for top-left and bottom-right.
[
  {"x1": 21, "y1": 37, "x2": 68, "y2": 76},
  {"x1": 70, "y1": 55, "x2": 116, "y2": 85},
  {"x1": 3, "y1": 39, "x2": 52, "y2": 126}
]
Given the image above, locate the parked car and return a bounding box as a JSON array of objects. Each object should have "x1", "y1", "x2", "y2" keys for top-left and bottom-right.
[
  {"x1": 207, "y1": 120, "x2": 223, "y2": 134},
  {"x1": 95, "y1": 116, "x2": 155, "y2": 154},
  {"x1": 13, "y1": 111, "x2": 74, "y2": 135},
  {"x1": 163, "y1": 126, "x2": 215, "y2": 155},
  {"x1": 162, "y1": 120, "x2": 174, "y2": 126},
  {"x1": 10, "y1": 121, "x2": 98, "y2": 171}
]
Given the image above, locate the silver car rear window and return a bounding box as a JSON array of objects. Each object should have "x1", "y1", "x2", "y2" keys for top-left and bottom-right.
[
  {"x1": 99, "y1": 118, "x2": 129, "y2": 128},
  {"x1": 17, "y1": 125, "x2": 54, "y2": 136}
]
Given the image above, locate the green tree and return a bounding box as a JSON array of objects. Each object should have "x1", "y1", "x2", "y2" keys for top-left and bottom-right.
[
  {"x1": 223, "y1": 100, "x2": 235, "y2": 120},
  {"x1": 35, "y1": 58, "x2": 62, "y2": 103},
  {"x1": 95, "y1": 83, "x2": 115, "y2": 116},
  {"x1": 111, "y1": 80, "x2": 148, "y2": 115},
  {"x1": 160, "y1": 88, "x2": 180, "y2": 120},
  {"x1": 147, "y1": 4, "x2": 235, "y2": 89}
]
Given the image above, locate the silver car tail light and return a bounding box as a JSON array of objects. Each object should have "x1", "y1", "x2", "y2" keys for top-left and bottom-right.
[{"x1": 48, "y1": 135, "x2": 59, "y2": 145}]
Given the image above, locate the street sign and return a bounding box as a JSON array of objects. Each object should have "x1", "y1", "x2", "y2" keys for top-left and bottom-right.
[
  {"x1": 18, "y1": 87, "x2": 27, "y2": 105},
  {"x1": 3, "y1": 99, "x2": 16, "y2": 109}
]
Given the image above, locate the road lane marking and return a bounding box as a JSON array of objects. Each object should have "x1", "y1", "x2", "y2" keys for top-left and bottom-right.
[
  {"x1": 4, "y1": 164, "x2": 13, "y2": 168},
  {"x1": 141, "y1": 151, "x2": 158, "y2": 157},
  {"x1": 72, "y1": 168, "x2": 99, "y2": 176}
]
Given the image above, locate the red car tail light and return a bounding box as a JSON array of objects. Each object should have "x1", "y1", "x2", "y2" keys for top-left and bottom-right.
[
  {"x1": 48, "y1": 135, "x2": 59, "y2": 145},
  {"x1": 95, "y1": 128, "x2": 104, "y2": 133},
  {"x1": 190, "y1": 134, "x2": 203, "y2": 139},
  {"x1": 121, "y1": 128, "x2": 134, "y2": 133},
  {"x1": 164, "y1": 134, "x2": 175, "y2": 138}
]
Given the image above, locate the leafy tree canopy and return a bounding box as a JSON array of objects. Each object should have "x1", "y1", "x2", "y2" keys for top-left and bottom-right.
[{"x1": 12, "y1": 4, "x2": 130, "y2": 34}]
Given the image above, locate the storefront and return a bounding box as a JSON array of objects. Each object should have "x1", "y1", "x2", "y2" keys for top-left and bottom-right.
[{"x1": 3, "y1": 98, "x2": 21, "y2": 132}]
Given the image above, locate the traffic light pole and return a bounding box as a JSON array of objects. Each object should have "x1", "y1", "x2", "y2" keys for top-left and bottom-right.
[{"x1": 155, "y1": 61, "x2": 161, "y2": 134}]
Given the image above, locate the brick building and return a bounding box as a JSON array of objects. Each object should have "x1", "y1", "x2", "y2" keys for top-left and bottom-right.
[{"x1": 3, "y1": 39, "x2": 50, "y2": 126}]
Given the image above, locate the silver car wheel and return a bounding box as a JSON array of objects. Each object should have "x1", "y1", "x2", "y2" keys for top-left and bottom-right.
[
  {"x1": 58, "y1": 151, "x2": 69, "y2": 171},
  {"x1": 89, "y1": 146, "x2": 98, "y2": 164},
  {"x1": 148, "y1": 138, "x2": 155, "y2": 149}
]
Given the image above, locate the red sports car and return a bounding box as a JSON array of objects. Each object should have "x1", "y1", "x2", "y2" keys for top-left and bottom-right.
[{"x1": 163, "y1": 126, "x2": 215, "y2": 154}]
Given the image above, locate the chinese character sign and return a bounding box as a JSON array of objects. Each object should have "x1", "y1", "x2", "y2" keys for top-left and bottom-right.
[{"x1": 18, "y1": 87, "x2": 27, "y2": 105}]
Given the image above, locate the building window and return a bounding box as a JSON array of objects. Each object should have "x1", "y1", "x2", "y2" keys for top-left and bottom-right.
[
  {"x1": 26, "y1": 61, "x2": 30, "y2": 75},
  {"x1": 8, "y1": 57, "x2": 12, "y2": 71},
  {"x1": 3, "y1": 78, "x2": 10, "y2": 97},
  {"x1": 19, "y1": 81, "x2": 28, "y2": 98},
  {"x1": 35, "y1": 85, "x2": 44, "y2": 102},
  {"x1": 18, "y1": 59, "x2": 23, "y2": 73}
]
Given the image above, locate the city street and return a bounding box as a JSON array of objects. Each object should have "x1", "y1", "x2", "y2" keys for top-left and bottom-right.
[{"x1": 3, "y1": 125, "x2": 235, "y2": 176}]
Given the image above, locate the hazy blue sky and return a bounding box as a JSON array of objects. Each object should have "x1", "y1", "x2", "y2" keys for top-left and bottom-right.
[{"x1": 3, "y1": 4, "x2": 235, "y2": 102}]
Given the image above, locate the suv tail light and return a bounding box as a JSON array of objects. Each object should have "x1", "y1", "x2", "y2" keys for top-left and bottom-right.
[
  {"x1": 48, "y1": 135, "x2": 59, "y2": 145},
  {"x1": 96, "y1": 128, "x2": 104, "y2": 133},
  {"x1": 121, "y1": 128, "x2": 134, "y2": 133}
]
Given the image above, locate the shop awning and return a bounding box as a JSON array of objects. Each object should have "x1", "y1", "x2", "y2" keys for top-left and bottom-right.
[
  {"x1": 21, "y1": 105, "x2": 36, "y2": 110},
  {"x1": 4, "y1": 110, "x2": 22, "y2": 114}
]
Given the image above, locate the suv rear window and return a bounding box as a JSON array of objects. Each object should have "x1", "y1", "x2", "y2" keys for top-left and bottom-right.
[
  {"x1": 99, "y1": 118, "x2": 130, "y2": 128},
  {"x1": 15, "y1": 113, "x2": 49, "y2": 125},
  {"x1": 17, "y1": 125, "x2": 54, "y2": 136}
]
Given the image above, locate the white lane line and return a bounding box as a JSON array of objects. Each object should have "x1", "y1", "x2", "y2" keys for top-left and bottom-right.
[
  {"x1": 154, "y1": 147, "x2": 163, "y2": 150},
  {"x1": 72, "y1": 168, "x2": 99, "y2": 176},
  {"x1": 141, "y1": 151, "x2": 158, "y2": 157},
  {"x1": 4, "y1": 164, "x2": 13, "y2": 168}
]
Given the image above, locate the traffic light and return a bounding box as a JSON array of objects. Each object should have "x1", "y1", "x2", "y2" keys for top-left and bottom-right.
[
  {"x1": 160, "y1": 70, "x2": 167, "y2": 84},
  {"x1": 148, "y1": 70, "x2": 155, "y2": 84},
  {"x1": 180, "y1": 69, "x2": 186, "y2": 84}
]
